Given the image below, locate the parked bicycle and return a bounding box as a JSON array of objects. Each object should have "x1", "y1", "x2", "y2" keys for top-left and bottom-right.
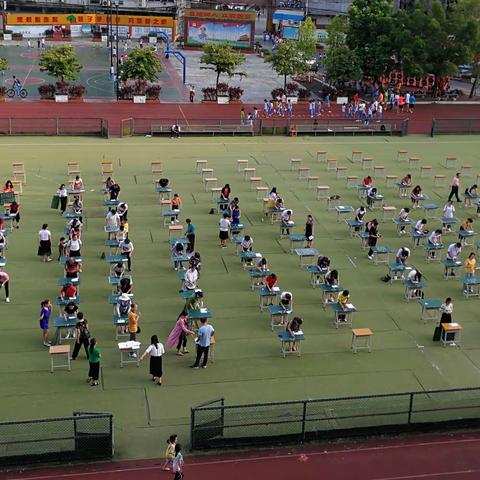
[{"x1": 6, "y1": 88, "x2": 28, "y2": 98}]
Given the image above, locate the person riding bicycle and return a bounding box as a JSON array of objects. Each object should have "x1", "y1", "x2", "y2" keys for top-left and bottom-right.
[{"x1": 12, "y1": 76, "x2": 22, "y2": 96}]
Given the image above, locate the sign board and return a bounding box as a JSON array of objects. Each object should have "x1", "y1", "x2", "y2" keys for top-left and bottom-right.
[
  {"x1": 55, "y1": 95, "x2": 69, "y2": 103},
  {"x1": 6, "y1": 13, "x2": 174, "y2": 28},
  {"x1": 133, "y1": 95, "x2": 146, "y2": 104},
  {"x1": 337, "y1": 96, "x2": 349, "y2": 105}
]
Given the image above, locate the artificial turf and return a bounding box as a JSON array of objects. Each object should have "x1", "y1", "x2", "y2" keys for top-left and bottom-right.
[{"x1": 1, "y1": 134, "x2": 479, "y2": 460}]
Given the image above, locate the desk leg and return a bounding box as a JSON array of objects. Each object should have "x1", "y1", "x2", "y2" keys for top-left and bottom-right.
[
  {"x1": 67, "y1": 353, "x2": 71, "y2": 371},
  {"x1": 120, "y1": 350, "x2": 124, "y2": 368},
  {"x1": 50, "y1": 355, "x2": 54, "y2": 373}
]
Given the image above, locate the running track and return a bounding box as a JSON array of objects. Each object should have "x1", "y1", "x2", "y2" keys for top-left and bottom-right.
[
  {"x1": 4, "y1": 431, "x2": 480, "y2": 480},
  {"x1": 0, "y1": 102, "x2": 480, "y2": 136}
]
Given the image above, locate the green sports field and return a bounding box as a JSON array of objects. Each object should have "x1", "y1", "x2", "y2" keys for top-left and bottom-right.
[{"x1": 1, "y1": 135, "x2": 479, "y2": 460}]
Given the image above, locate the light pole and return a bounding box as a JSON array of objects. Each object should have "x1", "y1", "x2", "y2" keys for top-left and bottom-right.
[
  {"x1": 115, "y1": 0, "x2": 120, "y2": 98},
  {"x1": 109, "y1": 0, "x2": 114, "y2": 71}
]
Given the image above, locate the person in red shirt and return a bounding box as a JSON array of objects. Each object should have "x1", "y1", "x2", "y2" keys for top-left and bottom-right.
[
  {"x1": 264, "y1": 273, "x2": 278, "y2": 306},
  {"x1": 60, "y1": 283, "x2": 77, "y2": 300},
  {"x1": 363, "y1": 175, "x2": 373, "y2": 188},
  {"x1": 3, "y1": 180, "x2": 14, "y2": 193}
]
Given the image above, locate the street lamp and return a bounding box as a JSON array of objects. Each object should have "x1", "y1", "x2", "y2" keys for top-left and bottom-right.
[{"x1": 115, "y1": 0, "x2": 120, "y2": 98}]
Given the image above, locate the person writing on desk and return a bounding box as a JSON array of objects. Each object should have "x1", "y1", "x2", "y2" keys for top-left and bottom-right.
[
  {"x1": 407, "y1": 269, "x2": 423, "y2": 299},
  {"x1": 278, "y1": 291, "x2": 293, "y2": 325},
  {"x1": 336, "y1": 290, "x2": 350, "y2": 321},
  {"x1": 191, "y1": 318, "x2": 215, "y2": 369},
  {"x1": 395, "y1": 247, "x2": 410, "y2": 265},
  {"x1": 186, "y1": 290, "x2": 203, "y2": 312},
  {"x1": 183, "y1": 265, "x2": 198, "y2": 291},
  {"x1": 286, "y1": 316, "x2": 303, "y2": 352},
  {"x1": 398, "y1": 207, "x2": 410, "y2": 235}
]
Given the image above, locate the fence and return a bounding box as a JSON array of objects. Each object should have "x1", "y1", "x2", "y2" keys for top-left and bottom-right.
[
  {"x1": 0, "y1": 412, "x2": 113, "y2": 467},
  {"x1": 120, "y1": 117, "x2": 408, "y2": 137},
  {"x1": 0, "y1": 117, "x2": 109, "y2": 138},
  {"x1": 190, "y1": 387, "x2": 480, "y2": 450},
  {"x1": 431, "y1": 118, "x2": 480, "y2": 136}
]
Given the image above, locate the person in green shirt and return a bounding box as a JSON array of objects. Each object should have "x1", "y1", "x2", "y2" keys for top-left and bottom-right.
[
  {"x1": 87, "y1": 338, "x2": 101, "y2": 386},
  {"x1": 185, "y1": 218, "x2": 196, "y2": 253},
  {"x1": 186, "y1": 290, "x2": 203, "y2": 312}
]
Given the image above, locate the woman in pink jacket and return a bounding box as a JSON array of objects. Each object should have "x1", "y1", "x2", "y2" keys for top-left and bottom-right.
[{"x1": 167, "y1": 310, "x2": 195, "y2": 356}]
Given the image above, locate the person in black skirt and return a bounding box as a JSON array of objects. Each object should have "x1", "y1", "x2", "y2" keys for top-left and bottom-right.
[
  {"x1": 37, "y1": 224, "x2": 52, "y2": 262},
  {"x1": 433, "y1": 297, "x2": 454, "y2": 342},
  {"x1": 140, "y1": 335, "x2": 165, "y2": 385},
  {"x1": 56, "y1": 184, "x2": 68, "y2": 214},
  {"x1": 304, "y1": 214, "x2": 314, "y2": 248}
]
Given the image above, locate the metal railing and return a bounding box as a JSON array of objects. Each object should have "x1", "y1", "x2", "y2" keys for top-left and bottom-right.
[
  {"x1": 0, "y1": 117, "x2": 109, "y2": 138},
  {"x1": 0, "y1": 412, "x2": 113, "y2": 467},
  {"x1": 120, "y1": 117, "x2": 408, "y2": 137},
  {"x1": 191, "y1": 387, "x2": 480, "y2": 450},
  {"x1": 431, "y1": 118, "x2": 480, "y2": 136}
]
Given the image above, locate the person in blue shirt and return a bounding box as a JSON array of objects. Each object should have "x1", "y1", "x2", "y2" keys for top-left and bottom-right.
[
  {"x1": 409, "y1": 94, "x2": 415, "y2": 112},
  {"x1": 185, "y1": 218, "x2": 195, "y2": 253},
  {"x1": 191, "y1": 318, "x2": 215, "y2": 369}
]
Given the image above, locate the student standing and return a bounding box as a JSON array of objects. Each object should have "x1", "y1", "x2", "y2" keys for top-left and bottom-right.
[
  {"x1": 56, "y1": 184, "x2": 68, "y2": 214},
  {"x1": 0, "y1": 271, "x2": 10, "y2": 303},
  {"x1": 433, "y1": 298, "x2": 453, "y2": 342},
  {"x1": 367, "y1": 219, "x2": 380, "y2": 260},
  {"x1": 465, "y1": 252, "x2": 476, "y2": 277},
  {"x1": 191, "y1": 318, "x2": 215, "y2": 369},
  {"x1": 71, "y1": 312, "x2": 90, "y2": 360},
  {"x1": 219, "y1": 213, "x2": 230, "y2": 248},
  {"x1": 119, "y1": 237, "x2": 134, "y2": 271},
  {"x1": 39, "y1": 299, "x2": 52, "y2": 346},
  {"x1": 172, "y1": 444, "x2": 184, "y2": 480},
  {"x1": 140, "y1": 335, "x2": 165, "y2": 385},
  {"x1": 167, "y1": 310, "x2": 195, "y2": 356},
  {"x1": 87, "y1": 338, "x2": 101, "y2": 386},
  {"x1": 448, "y1": 173, "x2": 461, "y2": 202},
  {"x1": 185, "y1": 218, "x2": 196, "y2": 253},
  {"x1": 38, "y1": 224, "x2": 52, "y2": 262},
  {"x1": 128, "y1": 304, "x2": 140, "y2": 357},
  {"x1": 162, "y1": 434, "x2": 178, "y2": 471},
  {"x1": 304, "y1": 215, "x2": 314, "y2": 248}
]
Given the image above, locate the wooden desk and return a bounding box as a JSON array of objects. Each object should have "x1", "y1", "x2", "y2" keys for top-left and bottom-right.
[{"x1": 49, "y1": 345, "x2": 71, "y2": 373}]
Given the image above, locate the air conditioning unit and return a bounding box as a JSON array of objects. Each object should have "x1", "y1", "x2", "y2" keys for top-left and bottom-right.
[{"x1": 139, "y1": 0, "x2": 147, "y2": 6}]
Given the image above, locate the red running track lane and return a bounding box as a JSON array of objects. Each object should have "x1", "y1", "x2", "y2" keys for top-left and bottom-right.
[
  {"x1": 4, "y1": 431, "x2": 480, "y2": 480},
  {"x1": 0, "y1": 102, "x2": 480, "y2": 136}
]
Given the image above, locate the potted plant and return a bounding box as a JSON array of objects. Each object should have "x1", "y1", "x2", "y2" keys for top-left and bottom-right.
[
  {"x1": 286, "y1": 82, "x2": 299, "y2": 104},
  {"x1": 228, "y1": 86, "x2": 243, "y2": 103},
  {"x1": 146, "y1": 84, "x2": 161, "y2": 102},
  {"x1": 38, "y1": 84, "x2": 56, "y2": 100},
  {"x1": 216, "y1": 82, "x2": 229, "y2": 104},
  {"x1": 201, "y1": 87, "x2": 217, "y2": 102},
  {"x1": 68, "y1": 84, "x2": 87, "y2": 102},
  {"x1": 119, "y1": 47, "x2": 163, "y2": 103},
  {"x1": 39, "y1": 45, "x2": 82, "y2": 103},
  {"x1": 3, "y1": 30, "x2": 12, "y2": 41}
]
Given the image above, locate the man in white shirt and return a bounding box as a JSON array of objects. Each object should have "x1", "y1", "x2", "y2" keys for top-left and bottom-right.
[
  {"x1": 219, "y1": 214, "x2": 231, "y2": 248},
  {"x1": 106, "y1": 209, "x2": 120, "y2": 239}
]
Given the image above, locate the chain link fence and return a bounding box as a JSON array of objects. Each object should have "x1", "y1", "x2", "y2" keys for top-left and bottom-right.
[
  {"x1": 191, "y1": 388, "x2": 480, "y2": 450},
  {"x1": 431, "y1": 118, "x2": 480, "y2": 136},
  {"x1": 0, "y1": 412, "x2": 113, "y2": 467}
]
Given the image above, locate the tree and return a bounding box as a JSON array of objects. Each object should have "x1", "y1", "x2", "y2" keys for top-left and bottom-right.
[
  {"x1": 119, "y1": 47, "x2": 163, "y2": 82},
  {"x1": 0, "y1": 57, "x2": 9, "y2": 74},
  {"x1": 297, "y1": 16, "x2": 317, "y2": 63},
  {"x1": 200, "y1": 43, "x2": 246, "y2": 93},
  {"x1": 347, "y1": 0, "x2": 395, "y2": 79},
  {"x1": 266, "y1": 41, "x2": 304, "y2": 89},
  {"x1": 325, "y1": 16, "x2": 362, "y2": 87},
  {"x1": 39, "y1": 45, "x2": 82, "y2": 82}
]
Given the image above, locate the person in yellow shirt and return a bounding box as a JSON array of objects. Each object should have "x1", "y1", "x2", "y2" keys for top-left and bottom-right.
[
  {"x1": 337, "y1": 290, "x2": 350, "y2": 321},
  {"x1": 127, "y1": 304, "x2": 139, "y2": 357},
  {"x1": 465, "y1": 252, "x2": 476, "y2": 277},
  {"x1": 459, "y1": 217, "x2": 474, "y2": 232},
  {"x1": 162, "y1": 434, "x2": 177, "y2": 471}
]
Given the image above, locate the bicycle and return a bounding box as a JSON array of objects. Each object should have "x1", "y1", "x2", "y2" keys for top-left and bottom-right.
[{"x1": 6, "y1": 88, "x2": 28, "y2": 98}]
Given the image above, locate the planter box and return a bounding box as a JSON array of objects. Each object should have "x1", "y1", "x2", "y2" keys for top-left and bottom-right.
[
  {"x1": 133, "y1": 95, "x2": 146, "y2": 104},
  {"x1": 217, "y1": 96, "x2": 229, "y2": 105},
  {"x1": 55, "y1": 94, "x2": 69, "y2": 103},
  {"x1": 3, "y1": 34, "x2": 12, "y2": 41},
  {"x1": 149, "y1": 36, "x2": 157, "y2": 44},
  {"x1": 287, "y1": 96, "x2": 298, "y2": 104},
  {"x1": 201, "y1": 100, "x2": 217, "y2": 104}
]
